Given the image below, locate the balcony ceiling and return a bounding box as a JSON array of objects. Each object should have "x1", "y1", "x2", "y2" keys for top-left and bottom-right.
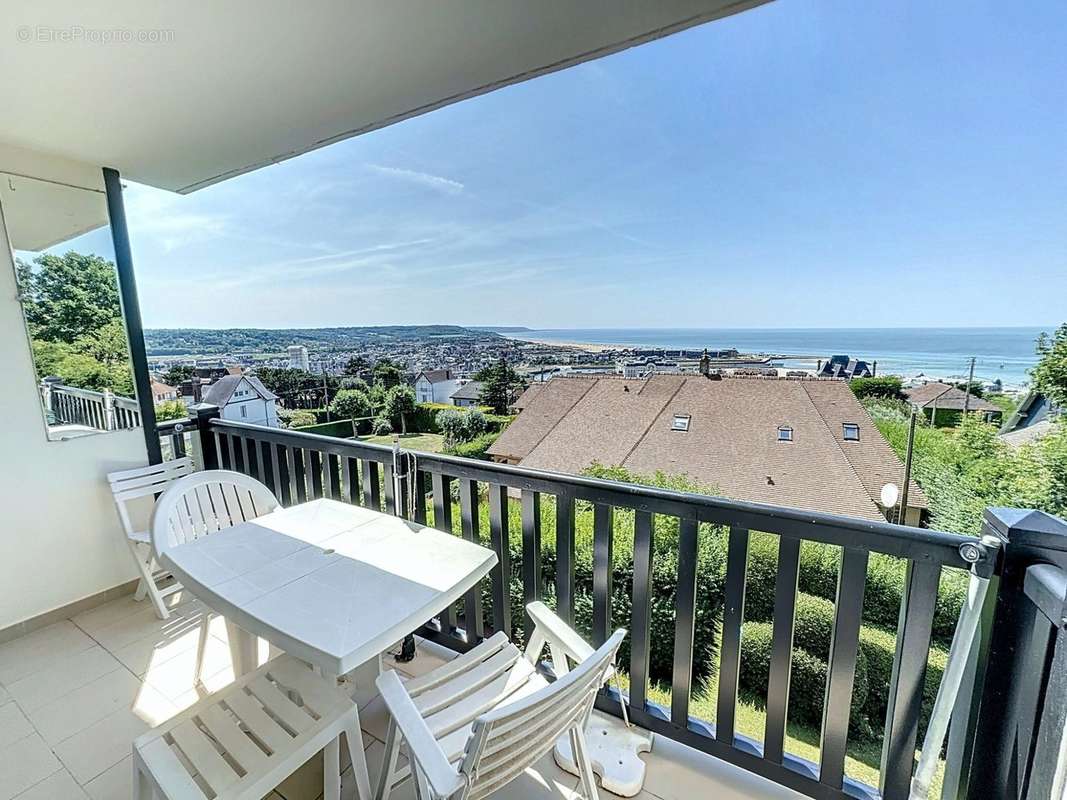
[{"x1": 1, "y1": 0, "x2": 768, "y2": 194}]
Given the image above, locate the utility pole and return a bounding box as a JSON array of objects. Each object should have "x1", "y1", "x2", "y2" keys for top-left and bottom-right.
[
  {"x1": 963, "y1": 357, "x2": 975, "y2": 415},
  {"x1": 897, "y1": 409, "x2": 917, "y2": 525}
]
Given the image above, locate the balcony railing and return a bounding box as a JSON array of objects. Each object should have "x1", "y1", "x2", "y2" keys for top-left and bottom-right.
[
  {"x1": 40, "y1": 379, "x2": 142, "y2": 431},
  {"x1": 160, "y1": 408, "x2": 1067, "y2": 800}
]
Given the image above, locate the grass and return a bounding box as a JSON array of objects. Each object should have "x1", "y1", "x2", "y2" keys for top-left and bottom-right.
[{"x1": 359, "y1": 432, "x2": 445, "y2": 453}]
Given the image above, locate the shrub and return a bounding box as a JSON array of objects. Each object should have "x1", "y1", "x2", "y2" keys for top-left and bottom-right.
[
  {"x1": 739, "y1": 621, "x2": 870, "y2": 733},
  {"x1": 850, "y1": 375, "x2": 905, "y2": 400},
  {"x1": 372, "y1": 416, "x2": 392, "y2": 435},
  {"x1": 436, "y1": 407, "x2": 489, "y2": 446},
  {"x1": 278, "y1": 408, "x2": 316, "y2": 429},
  {"x1": 739, "y1": 589, "x2": 948, "y2": 738},
  {"x1": 447, "y1": 432, "x2": 499, "y2": 461},
  {"x1": 744, "y1": 533, "x2": 966, "y2": 647},
  {"x1": 154, "y1": 400, "x2": 187, "y2": 422}
]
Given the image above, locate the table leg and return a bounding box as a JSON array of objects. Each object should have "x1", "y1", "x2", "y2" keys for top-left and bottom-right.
[{"x1": 224, "y1": 618, "x2": 258, "y2": 676}]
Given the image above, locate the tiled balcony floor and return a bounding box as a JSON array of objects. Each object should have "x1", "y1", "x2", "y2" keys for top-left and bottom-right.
[{"x1": 0, "y1": 591, "x2": 802, "y2": 800}]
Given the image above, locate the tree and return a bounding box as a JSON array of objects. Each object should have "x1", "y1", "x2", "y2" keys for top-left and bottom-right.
[
  {"x1": 343, "y1": 355, "x2": 371, "y2": 379},
  {"x1": 1033, "y1": 323, "x2": 1067, "y2": 407},
  {"x1": 372, "y1": 358, "x2": 404, "y2": 390},
  {"x1": 385, "y1": 385, "x2": 417, "y2": 434},
  {"x1": 850, "y1": 376, "x2": 904, "y2": 400},
  {"x1": 473, "y1": 358, "x2": 524, "y2": 414},
  {"x1": 155, "y1": 401, "x2": 188, "y2": 422},
  {"x1": 331, "y1": 388, "x2": 372, "y2": 421},
  {"x1": 16, "y1": 252, "x2": 122, "y2": 343},
  {"x1": 162, "y1": 365, "x2": 195, "y2": 386}
]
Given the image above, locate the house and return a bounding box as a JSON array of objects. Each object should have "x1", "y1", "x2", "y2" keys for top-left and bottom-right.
[
  {"x1": 1001, "y1": 391, "x2": 1060, "y2": 433},
  {"x1": 998, "y1": 391, "x2": 1061, "y2": 447},
  {"x1": 199, "y1": 374, "x2": 280, "y2": 427},
  {"x1": 414, "y1": 369, "x2": 462, "y2": 404},
  {"x1": 150, "y1": 380, "x2": 178, "y2": 403},
  {"x1": 817, "y1": 354, "x2": 874, "y2": 379},
  {"x1": 904, "y1": 381, "x2": 1002, "y2": 425},
  {"x1": 488, "y1": 375, "x2": 927, "y2": 524},
  {"x1": 449, "y1": 380, "x2": 485, "y2": 407}
]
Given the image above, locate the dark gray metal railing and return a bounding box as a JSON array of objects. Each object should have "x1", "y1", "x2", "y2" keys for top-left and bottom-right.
[
  {"x1": 41, "y1": 380, "x2": 142, "y2": 431},
  {"x1": 189, "y1": 411, "x2": 1067, "y2": 800}
]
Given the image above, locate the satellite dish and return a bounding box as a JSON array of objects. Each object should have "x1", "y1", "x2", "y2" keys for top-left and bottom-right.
[{"x1": 880, "y1": 483, "x2": 900, "y2": 509}]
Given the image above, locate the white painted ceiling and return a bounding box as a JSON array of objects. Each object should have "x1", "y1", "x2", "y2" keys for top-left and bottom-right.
[{"x1": 1, "y1": 1, "x2": 768, "y2": 193}]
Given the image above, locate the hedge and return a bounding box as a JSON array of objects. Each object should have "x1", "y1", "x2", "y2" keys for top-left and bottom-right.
[
  {"x1": 739, "y1": 622, "x2": 870, "y2": 733},
  {"x1": 447, "y1": 432, "x2": 500, "y2": 461},
  {"x1": 744, "y1": 533, "x2": 967, "y2": 647},
  {"x1": 740, "y1": 591, "x2": 947, "y2": 738},
  {"x1": 294, "y1": 418, "x2": 360, "y2": 438},
  {"x1": 466, "y1": 499, "x2": 728, "y2": 692},
  {"x1": 413, "y1": 403, "x2": 513, "y2": 434}
]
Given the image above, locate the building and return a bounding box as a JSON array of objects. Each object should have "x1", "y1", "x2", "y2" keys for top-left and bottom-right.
[
  {"x1": 488, "y1": 375, "x2": 927, "y2": 524},
  {"x1": 617, "y1": 359, "x2": 682, "y2": 378},
  {"x1": 817, "y1": 354, "x2": 874, "y2": 379},
  {"x1": 998, "y1": 391, "x2": 1061, "y2": 448},
  {"x1": 288, "y1": 345, "x2": 310, "y2": 371},
  {"x1": 199, "y1": 374, "x2": 280, "y2": 427},
  {"x1": 449, "y1": 380, "x2": 485, "y2": 407},
  {"x1": 904, "y1": 381, "x2": 1002, "y2": 425},
  {"x1": 150, "y1": 380, "x2": 178, "y2": 403},
  {"x1": 414, "y1": 369, "x2": 462, "y2": 404}
]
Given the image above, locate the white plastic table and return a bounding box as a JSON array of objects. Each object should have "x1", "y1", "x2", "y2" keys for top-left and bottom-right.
[{"x1": 158, "y1": 498, "x2": 497, "y2": 799}]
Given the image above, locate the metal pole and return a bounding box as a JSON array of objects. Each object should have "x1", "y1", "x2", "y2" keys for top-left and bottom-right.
[
  {"x1": 897, "y1": 410, "x2": 917, "y2": 525},
  {"x1": 102, "y1": 167, "x2": 161, "y2": 463},
  {"x1": 963, "y1": 357, "x2": 975, "y2": 415}
]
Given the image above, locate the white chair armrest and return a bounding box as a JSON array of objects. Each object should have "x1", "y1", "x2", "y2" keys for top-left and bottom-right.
[
  {"x1": 526, "y1": 601, "x2": 595, "y2": 663},
  {"x1": 375, "y1": 670, "x2": 465, "y2": 799}
]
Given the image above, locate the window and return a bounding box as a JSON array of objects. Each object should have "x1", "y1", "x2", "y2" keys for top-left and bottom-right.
[
  {"x1": 843, "y1": 423, "x2": 860, "y2": 441},
  {"x1": 777, "y1": 426, "x2": 793, "y2": 442},
  {"x1": 671, "y1": 414, "x2": 690, "y2": 432},
  {"x1": 240, "y1": 405, "x2": 247, "y2": 418}
]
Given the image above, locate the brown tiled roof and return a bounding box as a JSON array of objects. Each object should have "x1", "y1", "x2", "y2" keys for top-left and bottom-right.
[
  {"x1": 487, "y1": 378, "x2": 595, "y2": 461},
  {"x1": 904, "y1": 382, "x2": 1000, "y2": 413},
  {"x1": 512, "y1": 384, "x2": 544, "y2": 410},
  {"x1": 418, "y1": 369, "x2": 453, "y2": 384},
  {"x1": 491, "y1": 375, "x2": 926, "y2": 522}
]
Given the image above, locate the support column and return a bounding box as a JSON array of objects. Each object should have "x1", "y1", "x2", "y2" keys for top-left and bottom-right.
[{"x1": 102, "y1": 167, "x2": 161, "y2": 463}]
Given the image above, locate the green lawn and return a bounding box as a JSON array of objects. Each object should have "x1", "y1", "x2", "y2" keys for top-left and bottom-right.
[{"x1": 359, "y1": 432, "x2": 445, "y2": 453}]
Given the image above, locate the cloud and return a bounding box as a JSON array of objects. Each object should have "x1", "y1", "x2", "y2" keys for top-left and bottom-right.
[{"x1": 366, "y1": 164, "x2": 464, "y2": 195}]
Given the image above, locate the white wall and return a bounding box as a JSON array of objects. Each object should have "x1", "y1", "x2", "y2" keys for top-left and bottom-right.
[{"x1": 0, "y1": 146, "x2": 148, "y2": 629}]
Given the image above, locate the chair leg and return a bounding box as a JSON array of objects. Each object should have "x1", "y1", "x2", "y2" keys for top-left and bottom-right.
[
  {"x1": 377, "y1": 719, "x2": 402, "y2": 800},
  {"x1": 133, "y1": 762, "x2": 154, "y2": 800},
  {"x1": 570, "y1": 726, "x2": 599, "y2": 800},
  {"x1": 193, "y1": 613, "x2": 211, "y2": 687},
  {"x1": 129, "y1": 542, "x2": 169, "y2": 620},
  {"x1": 325, "y1": 736, "x2": 342, "y2": 800},
  {"x1": 345, "y1": 720, "x2": 373, "y2": 800}
]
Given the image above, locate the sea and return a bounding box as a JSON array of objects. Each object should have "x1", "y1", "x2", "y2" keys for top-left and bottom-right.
[{"x1": 509, "y1": 327, "x2": 1051, "y2": 390}]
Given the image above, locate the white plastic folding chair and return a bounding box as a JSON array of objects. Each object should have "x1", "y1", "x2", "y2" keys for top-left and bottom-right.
[
  {"x1": 375, "y1": 601, "x2": 626, "y2": 800},
  {"x1": 107, "y1": 457, "x2": 197, "y2": 620},
  {"x1": 133, "y1": 654, "x2": 364, "y2": 800},
  {"x1": 149, "y1": 469, "x2": 282, "y2": 688}
]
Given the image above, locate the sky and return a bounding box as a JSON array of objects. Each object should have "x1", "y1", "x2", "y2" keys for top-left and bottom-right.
[{"x1": 108, "y1": 0, "x2": 1066, "y2": 330}]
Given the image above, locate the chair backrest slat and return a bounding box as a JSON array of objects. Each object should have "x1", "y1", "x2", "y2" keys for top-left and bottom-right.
[
  {"x1": 107, "y1": 458, "x2": 196, "y2": 541},
  {"x1": 151, "y1": 470, "x2": 280, "y2": 557},
  {"x1": 461, "y1": 628, "x2": 625, "y2": 798}
]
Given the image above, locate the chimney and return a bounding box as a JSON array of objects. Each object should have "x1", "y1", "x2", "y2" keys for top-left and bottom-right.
[{"x1": 699, "y1": 348, "x2": 710, "y2": 377}]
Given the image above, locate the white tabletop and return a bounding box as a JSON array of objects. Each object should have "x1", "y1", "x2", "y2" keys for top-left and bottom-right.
[{"x1": 159, "y1": 498, "x2": 497, "y2": 675}]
